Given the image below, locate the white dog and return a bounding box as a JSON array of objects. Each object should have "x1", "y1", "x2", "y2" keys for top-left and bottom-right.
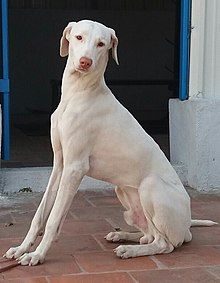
[{"x1": 4, "y1": 20, "x2": 217, "y2": 265}]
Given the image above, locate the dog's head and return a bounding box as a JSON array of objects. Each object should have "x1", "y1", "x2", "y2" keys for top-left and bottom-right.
[{"x1": 60, "y1": 20, "x2": 119, "y2": 74}]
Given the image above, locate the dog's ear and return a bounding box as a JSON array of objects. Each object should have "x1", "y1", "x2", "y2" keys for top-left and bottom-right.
[
  {"x1": 109, "y1": 28, "x2": 119, "y2": 65},
  {"x1": 60, "y1": 22, "x2": 75, "y2": 57}
]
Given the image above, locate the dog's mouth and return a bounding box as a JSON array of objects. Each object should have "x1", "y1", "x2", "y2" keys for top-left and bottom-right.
[{"x1": 75, "y1": 67, "x2": 89, "y2": 73}]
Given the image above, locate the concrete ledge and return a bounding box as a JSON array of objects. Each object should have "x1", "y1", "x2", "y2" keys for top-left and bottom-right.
[
  {"x1": 169, "y1": 98, "x2": 220, "y2": 192},
  {"x1": 0, "y1": 167, "x2": 113, "y2": 193}
]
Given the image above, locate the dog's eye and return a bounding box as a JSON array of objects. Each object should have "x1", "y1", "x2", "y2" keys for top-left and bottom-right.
[
  {"x1": 76, "y1": 35, "x2": 82, "y2": 40},
  {"x1": 97, "y1": 42, "x2": 105, "y2": 47}
]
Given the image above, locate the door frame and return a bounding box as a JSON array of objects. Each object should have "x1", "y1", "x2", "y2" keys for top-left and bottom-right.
[
  {"x1": 1, "y1": 0, "x2": 10, "y2": 160},
  {"x1": 179, "y1": 0, "x2": 191, "y2": 101}
]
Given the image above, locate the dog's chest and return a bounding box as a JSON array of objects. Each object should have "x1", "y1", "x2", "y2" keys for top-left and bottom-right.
[{"x1": 52, "y1": 99, "x2": 95, "y2": 137}]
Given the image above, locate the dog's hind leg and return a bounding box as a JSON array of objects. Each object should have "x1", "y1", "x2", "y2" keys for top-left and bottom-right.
[
  {"x1": 139, "y1": 174, "x2": 191, "y2": 248},
  {"x1": 4, "y1": 125, "x2": 63, "y2": 259},
  {"x1": 115, "y1": 174, "x2": 192, "y2": 258},
  {"x1": 105, "y1": 186, "x2": 149, "y2": 243},
  {"x1": 115, "y1": 235, "x2": 174, "y2": 258},
  {"x1": 115, "y1": 174, "x2": 191, "y2": 258}
]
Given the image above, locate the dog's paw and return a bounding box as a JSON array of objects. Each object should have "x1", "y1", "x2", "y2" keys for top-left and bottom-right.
[
  {"x1": 104, "y1": 232, "x2": 123, "y2": 242},
  {"x1": 114, "y1": 245, "x2": 137, "y2": 259},
  {"x1": 3, "y1": 245, "x2": 27, "y2": 259},
  {"x1": 139, "y1": 234, "x2": 154, "y2": 244},
  {"x1": 17, "y1": 251, "x2": 45, "y2": 266}
]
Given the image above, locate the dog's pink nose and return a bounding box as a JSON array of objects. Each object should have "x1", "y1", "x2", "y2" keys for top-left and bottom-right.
[{"x1": 79, "y1": 57, "x2": 93, "y2": 70}]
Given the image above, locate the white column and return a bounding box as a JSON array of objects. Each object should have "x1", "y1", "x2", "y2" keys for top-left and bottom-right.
[
  {"x1": 169, "y1": 0, "x2": 220, "y2": 192},
  {"x1": 189, "y1": 0, "x2": 220, "y2": 99},
  {"x1": 188, "y1": 0, "x2": 205, "y2": 98}
]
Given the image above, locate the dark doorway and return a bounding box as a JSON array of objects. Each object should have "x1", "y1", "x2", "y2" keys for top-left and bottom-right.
[{"x1": 3, "y1": 0, "x2": 179, "y2": 167}]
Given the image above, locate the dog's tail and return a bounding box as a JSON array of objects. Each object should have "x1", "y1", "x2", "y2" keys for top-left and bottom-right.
[{"x1": 191, "y1": 219, "x2": 218, "y2": 227}]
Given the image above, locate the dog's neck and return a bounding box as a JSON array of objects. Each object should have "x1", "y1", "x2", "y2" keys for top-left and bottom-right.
[{"x1": 61, "y1": 57, "x2": 108, "y2": 101}]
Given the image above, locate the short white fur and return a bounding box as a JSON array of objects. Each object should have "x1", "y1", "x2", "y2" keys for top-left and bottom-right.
[{"x1": 4, "y1": 20, "x2": 217, "y2": 265}]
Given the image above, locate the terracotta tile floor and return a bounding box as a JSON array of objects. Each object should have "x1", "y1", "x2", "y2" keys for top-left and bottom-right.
[{"x1": 0, "y1": 188, "x2": 219, "y2": 282}]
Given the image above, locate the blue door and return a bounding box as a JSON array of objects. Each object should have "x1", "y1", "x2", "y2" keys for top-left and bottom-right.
[
  {"x1": 0, "y1": 0, "x2": 10, "y2": 160},
  {"x1": 179, "y1": 0, "x2": 191, "y2": 101}
]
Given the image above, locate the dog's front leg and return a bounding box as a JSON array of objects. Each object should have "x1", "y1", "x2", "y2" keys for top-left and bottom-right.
[
  {"x1": 17, "y1": 162, "x2": 88, "y2": 266},
  {"x1": 4, "y1": 147, "x2": 63, "y2": 260}
]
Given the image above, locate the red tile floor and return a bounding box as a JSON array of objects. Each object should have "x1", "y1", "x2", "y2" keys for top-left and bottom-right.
[{"x1": 0, "y1": 188, "x2": 219, "y2": 282}]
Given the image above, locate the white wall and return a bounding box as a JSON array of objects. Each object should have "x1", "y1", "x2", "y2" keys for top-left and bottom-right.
[
  {"x1": 170, "y1": 98, "x2": 220, "y2": 191},
  {"x1": 169, "y1": 0, "x2": 220, "y2": 192}
]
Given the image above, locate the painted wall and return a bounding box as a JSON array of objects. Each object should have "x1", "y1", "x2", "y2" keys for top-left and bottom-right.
[
  {"x1": 169, "y1": 0, "x2": 220, "y2": 192},
  {"x1": 170, "y1": 98, "x2": 220, "y2": 192},
  {"x1": 8, "y1": 9, "x2": 176, "y2": 121}
]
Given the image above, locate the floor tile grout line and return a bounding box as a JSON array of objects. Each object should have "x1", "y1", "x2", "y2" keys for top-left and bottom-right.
[
  {"x1": 83, "y1": 196, "x2": 97, "y2": 207},
  {"x1": 103, "y1": 217, "x2": 120, "y2": 230},
  {"x1": 73, "y1": 250, "x2": 113, "y2": 256},
  {"x1": 83, "y1": 195, "x2": 98, "y2": 207},
  {"x1": 91, "y1": 234, "x2": 108, "y2": 251},
  {"x1": 3, "y1": 275, "x2": 52, "y2": 281},
  {"x1": 71, "y1": 254, "x2": 88, "y2": 274},
  {"x1": 127, "y1": 271, "x2": 139, "y2": 283},
  {"x1": 55, "y1": 271, "x2": 119, "y2": 277},
  {"x1": 104, "y1": 217, "x2": 120, "y2": 229},
  {"x1": 147, "y1": 264, "x2": 220, "y2": 271},
  {"x1": 149, "y1": 255, "x2": 168, "y2": 269},
  {"x1": 48, "y1": 270, "x2": 142, "y2": 279},
  {"x1": 59, "y1": 231, "x2": 113, "y2": 237},
  {"x1": 206, "y1": 268, "x2": 220, "y2": 280},
  {"x1": 68, "y1": 211, "x2": 79, "y2": 220},
  {"x1": 59, "y1": 269, "x2": 156, "y2": 276},
  {"x1": 32, "y1": 201, "x2": 39, "y2": 209}
]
